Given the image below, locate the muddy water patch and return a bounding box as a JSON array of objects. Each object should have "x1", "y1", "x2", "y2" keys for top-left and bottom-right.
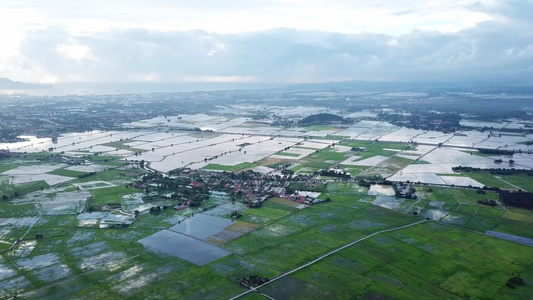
[
  {"x1": 372, "y1": 195, "x2": 403, "y2": 210},
  {"x1": 422, "y1": 209, "x2": 448, "y2": 221},
  {"x1": 368, "y1": 184, "x2": 396, "y2": 196}
]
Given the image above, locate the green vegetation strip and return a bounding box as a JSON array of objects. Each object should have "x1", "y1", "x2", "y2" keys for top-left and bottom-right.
[
  {"x1": 0, "y1": 164, "x2": 17, "y2": 173},
  {"x1": 48, "y1": 169, "x2": 89, "y2": 177},
  {"x1": 0, "y1": 180, "x2": 49, "y2": 197},
  {"x1": 275, "y1": 152, "x2": 301, "y2": 157},
  {"x1": 203, "y1": 162, "x2": 261, "y2": 172},
  {"x1": 463, "y1": 172, "x2": 515, "y2": 189},
  {"x1": 306, "y1": 125, "x2": 338, "y2": 131},
  {"x1": 90, "y1": 155, "x2": 121, "y2": 161}
]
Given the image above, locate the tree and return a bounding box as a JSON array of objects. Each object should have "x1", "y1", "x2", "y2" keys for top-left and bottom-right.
[{"x1": 506, "y1": 274, "x2": 525, "y2": 288}]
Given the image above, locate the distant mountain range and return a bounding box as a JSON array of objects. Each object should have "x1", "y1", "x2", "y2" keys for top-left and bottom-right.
[{"x1": 0, "y1": 78, "x2": 51, "y2": 89}]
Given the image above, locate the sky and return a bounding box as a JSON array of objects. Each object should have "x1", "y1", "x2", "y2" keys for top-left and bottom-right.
[{"x1": 1, "y1": 0, "x2": 532, "y2": 84}]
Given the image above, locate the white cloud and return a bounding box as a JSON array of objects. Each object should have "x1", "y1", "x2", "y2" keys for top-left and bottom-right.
[
  {"x1": 56, "y1": 42, "x2": 90, "y2": 61},
  {"x1": 1, "y1": 0, "x2": 532, "y2": 84},
  {"x1": 2, "y1": 0, "x2": 497, "y2": 35}
]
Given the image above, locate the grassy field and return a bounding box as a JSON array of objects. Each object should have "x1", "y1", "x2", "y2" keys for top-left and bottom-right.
[
  {"x1": 461, "y1": 171, "x2": 533, "y2": 192},
  {"x1": 498, "y1": 174, "x2": 533, "y2": 192},
  {"x1": 259, "y1": 222, "x2": 533, "y2": 299},
  {"x1": 426, "y1": 186, "x2": 500, "y2": 208},
  {"x1": 238, "y1": 198, "x2": 296, "y2": 225},
  {"x1": 0, "y1": 202, "x2": 38, "y2": 217},
  {"x1": 224, "y1": 190, "x2": 414, "y2": 272},
  {"x1": 306, "y1": 125, "x2": 338, "y2": 131},
  {"x1": 268, "y1": 197, "x2": 302, "y2": 208},
  {"x1": 412, "y1": 159, "x2": 431, "y2": 164},
  {"x1": 203, "y1": 162, "x2": 261, "y2": 172},
  {"x1": 47, "y1": 168, "x2": 89, "y2": 178},
  {"x1": 240, "y1": 207, "x2": 290, "y2": 225},
  {"x1": 461, "y1": 150, "x2": 493, "y2": 157},
  {"x1": 351, "y1": 142, "x2": 412, "y2": 161},
  {"x1": 288, "y1": 182, "x2": 327, "y2": 192},
  {"x1": 293, "y1": 146, "x2": 321, "y2": 150},
  {"x1": 275, "y1": 152, "x2": 301, "y2": 157},
  {"x1": 0, "y1": 179, "x2": 50, "y2": 197},
  {"x1": 26, "y1": 215, "x2": 78, "y2": 238},
  {"x1": 502, "y1": 206, "x2": 533, "y2": 223},
  {"x1": 88, "y1": 185, "x2": 137, "y2": 210},
  {"x1": 342, "y1": 140, "x2": 373, "y2": 148},
  {"x1": 293, "y1": 148, "x2": 349, "y2": 173},
  {"x1": 342, "y1": 166, "x2": 368, "y2": 176},
  {"x1": 207, "y1": 254, "x2": 280, "y2": 281},
  {"x1": 130, "y1": 209, "x2": 184, "y2": 229},
  {"x1": 101, "y1": 139, "x2": 134, "y2": 149},
  {"x1": 463, "y1": 172, "x2": 517, "y2": 189},
  {"x1": 362, "y1": 156, "x2": 413, "y2": 177},
  {"x1": 415, "y1": 186, "x2": 533, "y2": 238},
  {"x1": 0, "y1": 164, "x2": 17, "y2": 173},
  {"x1": 89, "y1": 155, "x2": 121, "y2": 162},
  {"x1": 262, "y1": 199, "x2": 299, "y2": 211},
  {"x1": 75, "y1": 169, "x2": 127, "y2": 183}
]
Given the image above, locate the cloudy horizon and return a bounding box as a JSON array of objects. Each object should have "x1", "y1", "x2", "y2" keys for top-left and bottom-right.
[{"x1": 1, "y1": 0, "x2": 532, "y2": 85}]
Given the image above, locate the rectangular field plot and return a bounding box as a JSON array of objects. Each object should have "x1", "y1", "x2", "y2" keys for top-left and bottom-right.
[
  {"x1": 35, "y1": 190, "x2": 92, "y2": 215},
  {"x1": 440, "y1": 176, "x2": 484, "y2": 188},
  {"x1": 342, "y1": 155, "x2": 389, "y2": 166},
  {"x1": 168, "y1": 214, "x2": 234, "y2": 239},
  {"x1": 31, "y1": 263, "x2": 72, "y2": 283},
  {"x1": 139, "y1": 229, "x2": 231, "y2": 266},
  {"x1": 205, "y1": 221, "x2": 261, "y2": 245},
  {"x1": 203, "y1": 202, "x2": 247, "y2": 218},
  {"x1": 68, "y1": 241, "x2": 111, "y2": 259},
  {"x1": 15, "y1": 253, "x2": 61, "y2": 271}
]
